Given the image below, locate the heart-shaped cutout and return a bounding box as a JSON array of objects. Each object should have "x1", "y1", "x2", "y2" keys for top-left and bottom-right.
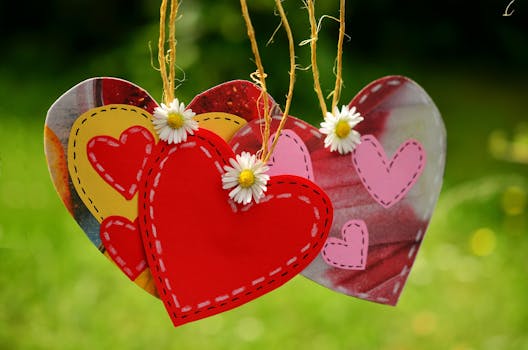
[
  {"x1": 138, "y1": 129, "x2": 332, "y2": 326},
  {"x1": 88, "y1": 126, "x2": 155, "y2": 200},
  {"x1": 352, "y1": 135, "x2": 426, "y2": 208},
  {"x1": 230, "y1": 76, "x2": 446, "y2": 305},
  {"x1": 322, "y1": 220, "x2": 369, "y2": 270},
  {"x1": 267, "y1": 129, "x2": 314, "y2": 181},
  {"x1": 100, "y1": 217, "x2": 147, "y2": 280}
]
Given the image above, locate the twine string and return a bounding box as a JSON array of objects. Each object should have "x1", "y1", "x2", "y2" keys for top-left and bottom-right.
[
  {"x1": 306, "y1": 0, "x2": 346, "y2": 117},
  {"x1": 305, "y1": 0, "x2": 328, "y2": 116},
  {"x1": 331, "y1": 0, "x2": 345, "y2": 111},
  {"x1": 158, "y1": 0, "x2": 179, "y2": 104},
  {"x1": 266, "y1": 0, "x2": 296, "y2": 163},
  {"x1": 240, "y1": 0, "x2": 271, "y2": 160},
  {"x1": 168, "y1": 0, "x2": 179, "y2": 101},
  {"x1": 239, "y1": 0, "x2": 296, "y2": 163}
]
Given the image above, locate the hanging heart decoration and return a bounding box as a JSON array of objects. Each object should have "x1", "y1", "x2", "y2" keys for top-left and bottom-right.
[
  {"x1": 44, "y1": 0, "x2": 446, "y2": 328},
  {"x1": 45, "y1": 74, "x2": 333, "y2": 326},
  {"x1": 44, "y1": 77, "x2": 280, "y2": 295},
  {"x1": 230, "y1": 76, "x2": 446, "y2": 305}
]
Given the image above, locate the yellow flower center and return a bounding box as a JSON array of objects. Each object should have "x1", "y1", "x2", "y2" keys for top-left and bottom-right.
[
  {"x1": 238, "y1": 169, "x2": 255, "y2": 188},
  {"x1": 167, "y1": 112, "x2": 185, "y2": 129},
  {"x1": 335, "y1": 120, "x2": 351, "y2": 139}
]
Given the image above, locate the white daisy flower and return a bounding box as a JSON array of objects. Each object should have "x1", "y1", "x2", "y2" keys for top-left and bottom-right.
[
  {"x1": 319, "y1": 105, "x2": 364, "y2": 155},
  {"x1": 222, "y1": 152, "x2": 270, "y2": 204},
  {"x1": 153, "y1": 98, "x2": 198, "y2": 144}
]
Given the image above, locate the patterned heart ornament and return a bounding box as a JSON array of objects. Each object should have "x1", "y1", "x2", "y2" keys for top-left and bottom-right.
[
  {"x1": 45, "y1": 77, "x2": 333, "y2": 326},
  {"x1": 230, "y1": 76, "x2": 446, "y2": 305},
  {"x1": 44, "y1": 77, "x2": 280, "y2": 295}
]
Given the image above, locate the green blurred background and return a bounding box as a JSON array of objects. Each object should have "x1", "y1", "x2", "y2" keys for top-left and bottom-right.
[{"x1": 1, "y1": 0, "x2": 527, "y2": 349}]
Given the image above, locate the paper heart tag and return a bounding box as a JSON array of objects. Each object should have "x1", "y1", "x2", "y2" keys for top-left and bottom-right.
[
  {"x1": 230, "y1": 76, "x2": 446, "y2": 305},
  {"x1": 138, "y1": 129, "x2": 333, "y2": 326},
  {"x1": 45, "y1": 78, "x2": 275, "y2": 295}
]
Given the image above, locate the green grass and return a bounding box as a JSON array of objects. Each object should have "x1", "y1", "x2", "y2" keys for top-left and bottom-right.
[{"x1": 1, "y1": 41, "x2": 528, "y2": 349}]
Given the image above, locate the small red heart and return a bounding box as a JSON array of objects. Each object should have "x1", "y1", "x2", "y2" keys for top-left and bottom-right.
[
  {"x1": 88, "y1": 126, "x2": 155, "y2": 200},
  {"x1": 100, "y1": 216, "x2": 147, "y2": 280},
  {"x1": 139, "y1": 129, "x2": 332, "y2": 327}
]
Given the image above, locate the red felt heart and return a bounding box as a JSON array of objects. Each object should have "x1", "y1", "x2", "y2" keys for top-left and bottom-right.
[
  {"x1": 87, "y1": 126, "x2": 155, "y2": 200},
  {"x1": 100, "y1": 216, "x2": 147, "y2": 280},
  {"x1": 138, "y1": 129, "x2": 332, "y2": 327},
  {"x1": 230, "y1": 76, "x2": 446, "y2": 305}
]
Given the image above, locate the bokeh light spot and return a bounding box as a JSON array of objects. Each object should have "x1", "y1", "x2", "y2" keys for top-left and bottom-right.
[
  {"x1": 235, "y1": 317, "x2": 264, "y2": 342},
  {"x1": 501, "y1": 186, "x2": 526, "y2": 216},
  {"x1": 411, "y1": 311, "x2": 437, "y2": 335},
  {"x1": 488, "y1": 130, "x2": 509, "y2": 159},
  {"x1": 470, "y1": 228, "x2": 496, "y2": 257}
]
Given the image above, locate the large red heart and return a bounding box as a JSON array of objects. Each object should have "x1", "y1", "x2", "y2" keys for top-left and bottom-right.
[
  {"x1": 138, "y1": 129, "x2": 332, "y2": 326},
  {"x1": 230, "y1": 76, "x2": 446, "y2": 305},
  {"x1": 87, "y1": 126, "x2": 155, "y2": 200}
]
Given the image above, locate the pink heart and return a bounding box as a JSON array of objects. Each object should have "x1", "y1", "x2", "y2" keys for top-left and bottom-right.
[
  {"x1": 352, "y1": 135, "x2": 425, "y2": 208},
  {"x1": 322, "y1": 220, "x2": 369, "y2": 270},
  {"x1": 230, "y1": 76, "x2": 446, "y2": 305},
  {"x1": 267, "y1": 130, "x2": 314, "y2": 181}
]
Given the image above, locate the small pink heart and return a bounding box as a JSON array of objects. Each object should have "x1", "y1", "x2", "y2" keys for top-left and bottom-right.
[
  {"x1": 322, "y1": 220, "x2": 369, "y2": 270},
  {"x1": 352, "y1": 135, "x2": 426, "y2": 208},
  {"x1": 268, "y1": 130, "x2": 314, "y2": 181}
]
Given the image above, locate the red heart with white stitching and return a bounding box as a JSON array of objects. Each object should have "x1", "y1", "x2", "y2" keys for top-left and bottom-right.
[
  {"x1": 87, "y1": 126, "x2": 155, "y2": 200},
  {"x1": 138, "y1": 129, "x2": 332, "y2": 326},
  {"x1": 100, "y1": 217, "x2": 147, "y2": 280}
]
